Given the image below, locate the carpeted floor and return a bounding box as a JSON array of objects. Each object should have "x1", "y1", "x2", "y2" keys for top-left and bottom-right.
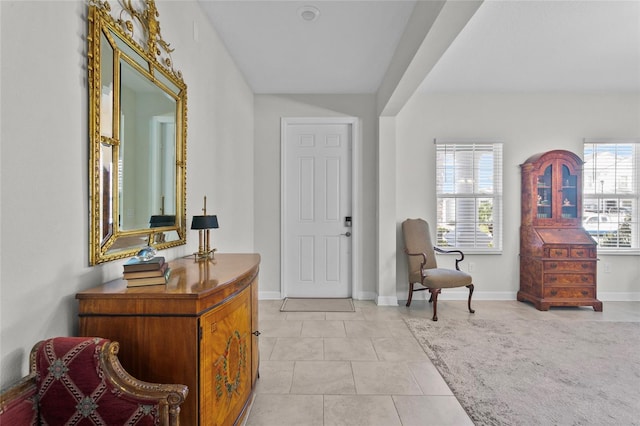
[
  {"x1": 280, "y1": 297, "x2": 355, "y2": 312},
  {"x1": 405, "y1": 317, "x2": 640, "y2": 426}
]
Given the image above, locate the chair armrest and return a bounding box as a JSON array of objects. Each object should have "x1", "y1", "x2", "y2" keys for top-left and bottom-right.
[
  {"x1": 404, "y1": 249, "x2": 427, "y2": 270},
  {"x1": 102, "y1": 341, "x2": 188, "y2": 426},
  {"x1": 0, "y1": 375, "x2": 38, "y2": 425},
  {"x1": 433, "y1": 247, "x2": 465, "y2": 270}
]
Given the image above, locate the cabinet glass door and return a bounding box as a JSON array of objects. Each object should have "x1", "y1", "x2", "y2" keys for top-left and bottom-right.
[
  {"x1": 537, "y1": 165, "x2": 552, "y2": 218},
  {"x1": 561, "y1": 165, "x2": 578, "y2": 218}
]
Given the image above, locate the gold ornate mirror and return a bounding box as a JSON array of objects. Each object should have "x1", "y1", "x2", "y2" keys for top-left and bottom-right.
[{"x1": 88, "y1": 0, "x2": 187, "y2": 265}]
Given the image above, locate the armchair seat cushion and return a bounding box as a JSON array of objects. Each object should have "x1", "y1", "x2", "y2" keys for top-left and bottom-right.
[{"x1": 413, "y1": 268, "x2": 472, "y2": 289}]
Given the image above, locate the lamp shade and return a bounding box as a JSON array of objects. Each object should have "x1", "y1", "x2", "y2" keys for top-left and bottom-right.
[
  {"x1": 149, "y1": 215, "x2": 176, "y2": 228},
  {"x1": 191, "y1": 215, "x2": 219, "y2": 230}
]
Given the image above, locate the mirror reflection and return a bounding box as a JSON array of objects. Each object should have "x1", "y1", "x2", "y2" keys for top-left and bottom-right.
[
  {"x1": 89, "y1": 0, "x2": 187, "y2": 264},
  {"x1": 119, "y1": 59, "x2": 177, "y2": 231}
]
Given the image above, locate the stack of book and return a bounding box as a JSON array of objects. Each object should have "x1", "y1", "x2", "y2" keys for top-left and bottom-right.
[{"x1": 123, "y1": 256, "x2": 170, "y2": 287}]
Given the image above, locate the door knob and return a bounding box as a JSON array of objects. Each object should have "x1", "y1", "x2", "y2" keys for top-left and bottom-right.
[{"x1": 341, "y1": 232, "x2": 352, "y2": 237}]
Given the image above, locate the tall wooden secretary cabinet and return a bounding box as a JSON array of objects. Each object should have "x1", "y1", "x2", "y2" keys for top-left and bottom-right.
[
  {"x1": 519, "y1": 150, "x2": 602, "y2": 311},
  {"x1": 76, "y1": 254, "x2": 261, "y2": 425}
]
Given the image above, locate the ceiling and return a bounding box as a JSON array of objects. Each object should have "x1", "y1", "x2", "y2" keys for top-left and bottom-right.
[
  {"x1": 199, "y1": 0, "x2": 416, "y2": 94},
  {"x1": 420, "y1": 0, "x2": 640, "y2": 93},
  {"x1": 199, "y1": 0, "x2": 640, "y2": 95}
]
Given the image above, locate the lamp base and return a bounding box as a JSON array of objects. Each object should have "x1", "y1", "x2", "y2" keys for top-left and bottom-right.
[{"x1": 193, "y1": 248, "x2": 217, "y2": 262}]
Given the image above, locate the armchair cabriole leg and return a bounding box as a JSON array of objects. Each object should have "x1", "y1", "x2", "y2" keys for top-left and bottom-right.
[
  {"x1": 406, "y1": 282, "x2": 414, "y2": 307},
  {"x1": 430, "y1": 288, "x2": 441, "y2": 321},
  {"x1": 467, "y1": 284, "x2": 475, "y2": 314}
]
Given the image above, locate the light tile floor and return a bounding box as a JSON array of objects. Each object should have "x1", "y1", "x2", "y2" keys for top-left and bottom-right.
[{"x1": 244, "y1": 300, "x2": 640, "y2": 426}]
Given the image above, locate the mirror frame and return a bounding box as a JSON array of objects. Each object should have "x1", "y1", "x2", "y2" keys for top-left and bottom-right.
[{"x1": 88, "y1": 0, "x2": 187, "y2": 265}]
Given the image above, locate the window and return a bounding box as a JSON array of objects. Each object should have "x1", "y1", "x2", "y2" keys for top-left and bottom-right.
[
  {"x1": 435, "y1": 140, "x2": 503, "y2": 252},
  {"x1": 583, "y1": 139, "x2": 639, "y2": 252}
]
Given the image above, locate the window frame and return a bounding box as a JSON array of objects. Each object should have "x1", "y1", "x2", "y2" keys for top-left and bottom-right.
[
  {"x1": 434, "y1": 139, "x2": 503, "y2": 254},
  {"x1": 583, "y1": 138, "x2": 640, "y2": 254}
]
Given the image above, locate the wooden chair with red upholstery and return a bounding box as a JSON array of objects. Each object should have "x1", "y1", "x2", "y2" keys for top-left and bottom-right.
[{"x1": 0, "y1": 337, "x2": 187, "y2": 425}]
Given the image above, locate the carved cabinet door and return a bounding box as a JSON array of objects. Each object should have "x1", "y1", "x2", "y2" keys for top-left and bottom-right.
[{"x1": 199, "y1": 287, "x2": 252, "y2": 426}]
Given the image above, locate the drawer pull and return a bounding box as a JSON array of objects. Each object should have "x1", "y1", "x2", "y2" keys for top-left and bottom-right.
[
  {"x1": 550, "y1": 290, "x2": 558, "y2": 296},
  {"x1": 581, "y1": 263, "x2": 590, "y2": 269},
  {"x1": 252, "y1": 331, "x2": 262, "y2": 337},
  {"x1": 549, "y1": 263, "x2": 558, "y2": 269},
  {"x1": 554, "y1": 250, "x2": 563, "y2": 256},
  {"x1": 581, "y1": 291, "x2": 589, "y2": 296},
  {"x1": 550, "y1": 276, "x2": 557, "y2": 282},
  {"x1": 581, "y1": 276, "x2": 589, "y2": 282},
  {"x1": 575, "y1": 250, "x2": 584, "y2": 256}
]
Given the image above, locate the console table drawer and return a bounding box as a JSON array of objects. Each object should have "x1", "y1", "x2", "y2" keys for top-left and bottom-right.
[
  {"x1": 545, "y1": 273, "x2": 594, "y2": 285},
  {"x1": 544, "y1": 261, "x2": 595, "y2": 273},
  {"x1": 544, "y1": 287, "x2": 595, "y2": 299}
]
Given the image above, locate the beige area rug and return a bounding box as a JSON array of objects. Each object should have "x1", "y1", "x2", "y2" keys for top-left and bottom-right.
[
  {"x1": 405, "y1": 317, "x2": 640, "y2": 426},
  {"x1": 280, "y1": 298, "x2": 355, "y2": 312}
]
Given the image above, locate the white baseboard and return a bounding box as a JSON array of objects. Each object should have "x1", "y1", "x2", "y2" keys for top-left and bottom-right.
[
  {"x1": 398, "y1": 290, "x2": 516, "y2": 301},
  {"x1": 259, "y1": 291, "x2": 282, "y2": 300},
  {"x1": 376, "y1": 295, "x2": 399, "y2": 306},
  {"x1": 398, "y1": 290, "x2": 640, "y2": 302},
  {"x1": 261, "y1": 290, "x2": 640, "y2": 302},
  {"x1": 598, "y1": 292, "x2": 640, "y2": 301},
  {"x1": 355, "y1": 291, "x2": 377, "y2": 301}
]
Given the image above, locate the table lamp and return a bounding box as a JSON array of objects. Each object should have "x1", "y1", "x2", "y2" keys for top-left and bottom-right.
[{"x1": 191, "y1": 196, "x2": 218, "y2": 261}]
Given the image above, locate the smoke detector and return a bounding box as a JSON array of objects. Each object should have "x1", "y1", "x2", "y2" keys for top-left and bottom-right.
[{"x1": 298, "y1": 5, "x2": 320, "y2": 22}]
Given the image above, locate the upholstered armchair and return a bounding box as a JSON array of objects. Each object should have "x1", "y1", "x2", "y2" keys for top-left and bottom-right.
[
  {"x1": 402, "y1": 218, "x2": 475, "y2": 321},
  {"x1": 0, "y1": 337, "x2": 187, "y2": 425}
]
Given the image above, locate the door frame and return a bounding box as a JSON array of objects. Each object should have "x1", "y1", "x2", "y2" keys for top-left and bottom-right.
[{"x1": 280, "y1": 117, "x2": 361, "y2": 299}]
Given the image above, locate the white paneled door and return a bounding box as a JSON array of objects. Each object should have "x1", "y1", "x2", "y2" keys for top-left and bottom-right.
[{"x1": 282, "y1": 119, "x2": 353, "y2": 298}]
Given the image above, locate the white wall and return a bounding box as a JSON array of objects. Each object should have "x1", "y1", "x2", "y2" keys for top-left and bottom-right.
[
  {"x1": 395, "y1": 92, "x2": 640, "y2": 301},
  {"x1": 253, "y1": 95, "x2": 378, "y2": 300},
  {"x1": 0, "y1": 0, "x2": 254, "y2": 388},
  {"x1": 3, "y1": 0, "x2": 637, "y2": 393}
]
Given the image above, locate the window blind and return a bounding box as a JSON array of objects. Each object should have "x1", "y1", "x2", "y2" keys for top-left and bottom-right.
[
  {"x1": 583, "y1": 139, "x2": 639, "y2": 251},
  {"x1": 435, "y1": 140, "x2": 503, "y2": 252}
]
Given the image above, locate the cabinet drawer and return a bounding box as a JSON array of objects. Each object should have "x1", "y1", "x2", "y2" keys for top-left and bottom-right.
[
  {"x1": 544, "y1": 287, "x2": 595, "y2": 299},
  {"x1": 544, "y1": 261, "x2": 595, "y2": 273},
  {"x1": 548, "y1": 248, "x2": 568, "y2": 258},
  {"x1": 570, "y1": 247, "x2": 594, "y2": 258},
  {"x1": 545, "y1": 273, "x2": 594, "y2": 285}
]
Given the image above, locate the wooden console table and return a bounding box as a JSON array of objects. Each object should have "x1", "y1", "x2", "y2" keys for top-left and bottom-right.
[{"x1": 76, "y1": 253, "x2": 260, "y2": 425}]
